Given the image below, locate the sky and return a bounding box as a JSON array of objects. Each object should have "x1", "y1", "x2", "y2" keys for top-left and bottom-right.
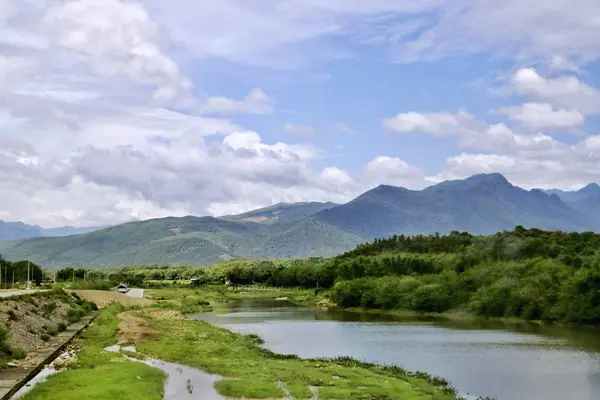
[{"x1": 1, "y1": 0, "x2": 600, "y2": 228}]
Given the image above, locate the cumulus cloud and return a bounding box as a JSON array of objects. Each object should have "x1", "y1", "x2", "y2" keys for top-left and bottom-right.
[
  {"x1": 43, "y1": 0, "x2": 193, "y2": 104},
  {"x1": 497, "y1": 102, "x2": 584, "y2": 130},
  {"x1": 197, "y1": 89, "x2": 273, "y2": 115},
  {"x1": 511, "y1": 68, "x2": 600, "y2": 115},
  {"x1": 383, "y1": 111, "x2": 476, "y2": 136},
  {"x1": 363, "y1": 156, "x2": 430, "y2": 189}
]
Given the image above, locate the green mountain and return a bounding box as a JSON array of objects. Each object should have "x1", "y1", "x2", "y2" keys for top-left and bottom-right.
[
  {"x1": 0, "y1": 220, "x2": 105, "y2": 241},
  {"x1": 314, "y1": 173, "x2": 594, "y2": 238},
  {"x1": 220, "y1": 201, "x2": 338, "y2": 224},
  {"x1": 1, "y1": 174, "x2": 599, "y2": 268}
]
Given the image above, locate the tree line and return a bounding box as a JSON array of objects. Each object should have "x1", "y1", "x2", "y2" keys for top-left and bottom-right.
[{"x1": 0, "y1": 256, "x2": 44, "y2": 286}]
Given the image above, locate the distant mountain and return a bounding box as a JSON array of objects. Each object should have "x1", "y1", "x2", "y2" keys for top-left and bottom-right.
[
  {"x1": 545, "y1": 184, "x2": 600, "y2": 221},
  {"x1": 0, "y1": 221, "x2": 43, "y2": 241},
  {"x1": 0, "y1": 220, "x2": 106, "y2": 242},
  {"x1": 314, "y1": 173, "x2": 594, "y2": 238},
  {"x1": 220, "y1": 201, "x2": 338, "y2": 224},
  {"x1": 2, "y1": 174, "x2": 600, "y2": 268}
]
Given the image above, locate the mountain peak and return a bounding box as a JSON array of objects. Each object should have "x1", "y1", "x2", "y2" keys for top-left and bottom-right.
[
  {"x1": 466, "y1": 173, "x2": 510, "y2": 185},
  {"x1": 579, "y1": 183, "x2": 600, "y2": 197}
]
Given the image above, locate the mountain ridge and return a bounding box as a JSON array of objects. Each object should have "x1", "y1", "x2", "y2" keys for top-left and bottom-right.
[{"x1": 2, "y1": 173, "x2": 600, "y2": 268}]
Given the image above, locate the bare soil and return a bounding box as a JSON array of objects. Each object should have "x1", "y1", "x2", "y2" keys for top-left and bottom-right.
[
  {"x1": 75, "y1": 290, "x2": 153, "y2": 308},
  {"x1": 0, "y1": 294, "x2": 75, "y2": 357}
]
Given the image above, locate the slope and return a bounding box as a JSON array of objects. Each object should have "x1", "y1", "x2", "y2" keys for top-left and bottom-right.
[
  {"x1": 314, "y1": 173, "x2": 595, "y2": 238},
  {"x1": 547, "y1": 183, "x2": 600, "y2": 221},
  {"x1": 220, "y1": 201, "x2": 338, "y2": 224},
  {"x1": 0, "y1": 220, "x2": 106, "y2": 241},
  {"x1": 0, "y1": 216, "x2": 263, "y2": 267}
]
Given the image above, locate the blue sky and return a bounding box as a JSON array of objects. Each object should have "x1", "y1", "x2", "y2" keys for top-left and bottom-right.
[{"x1": 1, "y1": 0, "x2": 600, "y2": 227}]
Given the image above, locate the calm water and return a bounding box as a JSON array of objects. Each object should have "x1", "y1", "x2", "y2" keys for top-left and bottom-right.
[{"x1": 193, "y1": 299, "x2": 600, "y2": 400}]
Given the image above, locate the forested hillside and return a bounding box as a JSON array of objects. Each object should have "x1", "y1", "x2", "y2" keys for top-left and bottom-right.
[
  {"x1": 2, "y1": 173, "x2": 600, "y2": 267},
  {"x1": 111, "y1": 227, "x2": 600, "y2": 325}
]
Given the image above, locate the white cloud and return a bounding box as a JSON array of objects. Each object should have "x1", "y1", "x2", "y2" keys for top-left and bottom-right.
[
  {"x1": 282, "y1": 123, "x2": 315, "y2": 135},
  {"x1": 550, "y1": 55, "x2": 581, "y2": 73},
  {"x1": 511, "y1": 68, "x2": 600, "y2": 115},
  {"x1": 498, "y1": 102, "x2": 584, "y2": 130},
  {"x1": 332, "y1": 122, "x2": 356, "y2": 134},
  {"x1": 383, "y1": 111, "x2": 476, "y2": 136},
  {"x1": 141, "y1": 0, "x2": 600, "y2": 67},
  {"x1": 43, "y1": 0, "x2": 193, "y2": 104},
  {"x1": 363, "y1": 156, "x2": 429, "y2": 189},
  {"x1": 197, "y1": 89, "x2": 273, "y2": 115},
  {"x1": 392, "y1": 0, "x2": 600, "y2": 65}
]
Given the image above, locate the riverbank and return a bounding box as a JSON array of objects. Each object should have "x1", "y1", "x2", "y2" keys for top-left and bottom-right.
[{"x1": 21, "y1": 288, "x2": 468, "y2": 400}]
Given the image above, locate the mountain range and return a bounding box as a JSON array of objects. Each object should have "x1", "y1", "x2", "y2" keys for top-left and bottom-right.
[
  {"x1": 1, "y1": 173, "x2": 599, "y2": 268},
  {"x1": 0, "y1": 221, "x2": 106, "y2": 242}
]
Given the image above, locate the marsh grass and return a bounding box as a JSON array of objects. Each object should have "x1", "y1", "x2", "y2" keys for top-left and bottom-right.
[
  {"x1": 22, "y1": 304, "x2": 165, "y2": 400},
  {"x1": 138, "y1": 307, "x2": 458, "y2": 400}
]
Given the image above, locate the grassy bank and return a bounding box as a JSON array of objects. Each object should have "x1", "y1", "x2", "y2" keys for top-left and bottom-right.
[
  {"x1": 138, "y1": 310, "x2": 459, "y2": 399},
  {"x1": 23, "y1": 287, "x2": 471, "y2": 400},
  {"x1": 22, "y1": 303, "x2": 165, "y2": 400}
]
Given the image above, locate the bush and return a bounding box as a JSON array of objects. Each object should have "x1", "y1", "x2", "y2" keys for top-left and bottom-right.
[
  {"x1": 7, "y1": 310, "x2": 18, "y2": 321},
  {"x1": 82, "y1": 301, "x2": 98, "y2": 312},
  {"x1": 0, "y1": 325, "x2": 8, "y2": 343},
  {"x1": 57, "y1": 322, "x2": 68, "y2": 332},
  {"x1": 11, "y1": 347, "x2": 27, "y2": 360},
  {"x1": 47, "y1": 327, "x2": 59, "y2": 337},
  {"x1": 42, "y1": 302, "x2": 57, "y2": 315},
  {"x1": 40, "y1": 333, "x2": 50, "y2": 342},
  {"x1": 68, "y1": 307, "x2": 85, "y2": 323}
]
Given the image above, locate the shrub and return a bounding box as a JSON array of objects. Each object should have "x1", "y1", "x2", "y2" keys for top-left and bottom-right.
[
  {"x1": 57, "y1": 322, "x2": 68, "y2": 332},
  {"x1": 11, "y1": 347, "x2": 27, "y2": 360},
  {"x1": 0, "y1": 325, "x2": 8, "y2": 343},
  {"x1": 7, "y1": 310, "x2": 18, "y2": 321},
  {"x1": 42, "y1": 302, "x2": 57, "y2": 315},
  {"x1": 40, "y1": 333, "x2": 50, "y2": 342},
  {"x1": 67, "y1": 307, "x2": 85, "y2": 324},
  {"x1": 47, "y1": 327, "x2": 59, "y2": 337},
  {"x1": 82, "y1": 301, "x2": 98, "y2": 312}
]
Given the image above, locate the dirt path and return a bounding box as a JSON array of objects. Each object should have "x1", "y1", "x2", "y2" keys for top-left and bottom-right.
[
  {"x1": 117, "y1": 310, "x2": 181, "y2": 345},
  {"x1": 75, "y1": 290, "x2": 153, "y2": 308}
]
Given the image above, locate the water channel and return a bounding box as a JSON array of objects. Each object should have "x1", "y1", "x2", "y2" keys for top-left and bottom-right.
[{"x1": 193, "y1": 299, "x2": 600, "y2": 400}]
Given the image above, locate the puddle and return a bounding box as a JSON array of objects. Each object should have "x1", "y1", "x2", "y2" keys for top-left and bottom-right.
[
  {"x1": 104, "y1": 344, "x2": 225, "y2": 400},
  {"x1": 145, "y1": 359, "x2": 224, "y2": 400},
  {"x1": 11, "y1": 349, "x2": 77, "y2": 399}
]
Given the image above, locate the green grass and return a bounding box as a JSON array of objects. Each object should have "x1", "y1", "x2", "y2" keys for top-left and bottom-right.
[
  {"x1": 22, "y1": 304, "x2": 165, "y2": 400},
  {"x1": 138, "y1": 289, "x2": 459, "y2": 400},
  {"x1": 138, "y1": 315, "x2": 457, "y2": 399},
  {"x1": 25, "y1": 287, "x2": 463, "y2": 400}
]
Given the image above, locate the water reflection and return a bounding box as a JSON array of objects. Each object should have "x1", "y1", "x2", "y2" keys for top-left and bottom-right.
[{"x1": 193, "y1": 299, "x2": 600, "y2": 400}]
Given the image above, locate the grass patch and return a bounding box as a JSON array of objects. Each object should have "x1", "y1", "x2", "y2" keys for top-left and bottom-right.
[
  {"x1": 22, "y1": 304, "x2": 166, "y2": 400},
  {"x1": 138, "y1": 298, "x2": 459, "y2": 400},
  {"x1": 11, "y1": 347, "x2": 27, "y2": 360}
]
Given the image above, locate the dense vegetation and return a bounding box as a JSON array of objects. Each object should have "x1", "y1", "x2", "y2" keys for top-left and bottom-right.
[
  {"x1": 0, "y1": 256, "x2": 45, "y2": 286},
  {"x1": 109, "y1": 227, "x2": 600, "y2": 325}
]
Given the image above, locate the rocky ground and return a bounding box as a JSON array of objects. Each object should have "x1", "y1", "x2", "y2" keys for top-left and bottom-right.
[
  {"x1": 75, "y1": 290, "x2": 152, "y2": 308},
  {"x1": 0, "y1": 292, "x2": 80, "y2": 357}
]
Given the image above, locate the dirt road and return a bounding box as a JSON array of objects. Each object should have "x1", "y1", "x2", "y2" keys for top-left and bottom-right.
[
  {"x1": 75, "y1": 290, "x2": 152, "y2": 308},
  {"x1": 0, "y1": 289, "x2": 46, "y2": 298}
]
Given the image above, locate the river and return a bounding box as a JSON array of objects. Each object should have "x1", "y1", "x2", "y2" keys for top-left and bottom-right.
[{"x1": 193, "y1": 299, "x2": 600, "y2": 400}]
